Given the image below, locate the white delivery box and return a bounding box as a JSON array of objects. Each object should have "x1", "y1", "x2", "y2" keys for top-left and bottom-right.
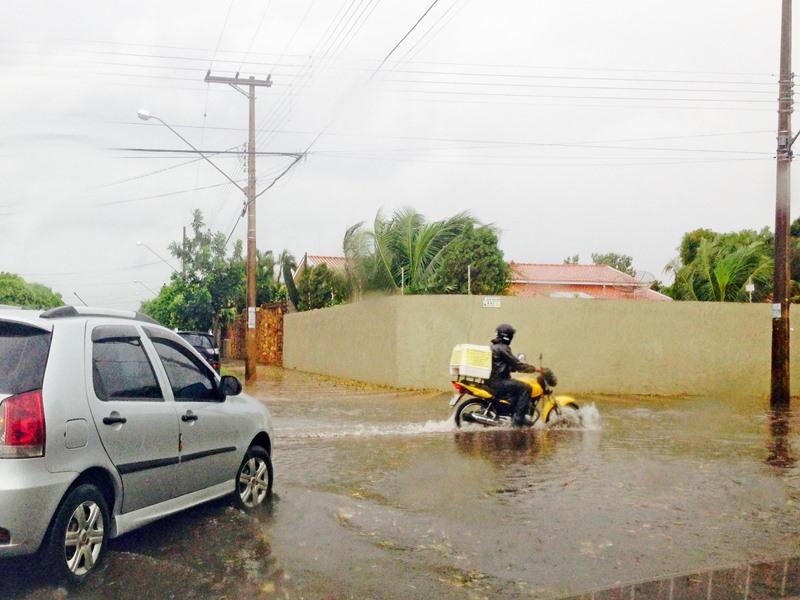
[{"x1": 449, "y1": 344, "x2": 492, "y2": 381}]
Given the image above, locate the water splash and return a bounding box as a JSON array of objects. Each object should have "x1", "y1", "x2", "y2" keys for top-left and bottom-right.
[
  {"x1": 278, "y1": 403, "x2": 600, "y2": 439},
  {"x1": 279, "y1": 419, "x2": 457, "y2": 439},
  {"x1": 544, "y1": 402, "x2": 603, "y2": 431}
]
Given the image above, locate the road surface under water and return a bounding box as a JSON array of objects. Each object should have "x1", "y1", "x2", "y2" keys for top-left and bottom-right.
[{"x1": 2, "y1": 365, "x2": 799, "y2": 599}]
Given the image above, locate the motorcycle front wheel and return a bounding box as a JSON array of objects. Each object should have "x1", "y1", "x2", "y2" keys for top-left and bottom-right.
[
  {"x1": 455, "y1": 398, "x2": 490, "y2": 427},
  {"x1": 545, "y1": 402, "x2": 580, "y2": 424}
]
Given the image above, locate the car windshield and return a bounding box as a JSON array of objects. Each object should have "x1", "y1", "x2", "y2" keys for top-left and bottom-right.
[{"x1": 0, "y1": 321, "x2": 52, "y2": 395}]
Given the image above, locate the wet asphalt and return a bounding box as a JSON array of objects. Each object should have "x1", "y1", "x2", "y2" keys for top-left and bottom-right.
[{"x1": 2, "y1": 364, "x2": 800, "y2": 599}]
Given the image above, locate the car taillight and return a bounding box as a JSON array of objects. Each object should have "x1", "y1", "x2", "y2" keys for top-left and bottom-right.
[{"x1": 0, "y1": 390, "x2": 45, "y2": 458}]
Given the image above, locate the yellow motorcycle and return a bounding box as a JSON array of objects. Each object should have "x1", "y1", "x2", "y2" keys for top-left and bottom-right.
[{"x1": 449, "y1": 367, "x2": 580, "y2": 428}]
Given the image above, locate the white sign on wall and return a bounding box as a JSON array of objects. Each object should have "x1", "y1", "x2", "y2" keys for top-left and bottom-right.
[{"x1": 482, "y1": 297, "x2": 501, "y2": 308}]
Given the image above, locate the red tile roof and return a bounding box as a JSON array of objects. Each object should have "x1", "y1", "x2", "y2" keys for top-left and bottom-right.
[
  {"x1": 294, "y1": 257, "x2": 670, "y2": 301},
  {"x1": 509, "y1": 262, "x2": 671, "y2": 301},
  {"x1": 304, "y1": 255, "x2": 348, "y2": 271}
]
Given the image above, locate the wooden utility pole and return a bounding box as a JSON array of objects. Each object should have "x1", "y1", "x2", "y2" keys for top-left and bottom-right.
[
  {"x1": 205, "y1": 72, "x2": 272, "y2": 384},
  {"x1": 772, "y1": 0, "x2": 793, "y2": 407}
]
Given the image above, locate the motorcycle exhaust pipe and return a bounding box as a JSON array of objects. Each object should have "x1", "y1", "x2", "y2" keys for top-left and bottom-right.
[{"x1": 464, "y1": 412, "x2": 501, "y2": 427}]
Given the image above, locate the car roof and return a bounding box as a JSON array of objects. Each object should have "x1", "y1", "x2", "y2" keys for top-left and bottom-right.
[{"x1": 0, "y1": 306, "x2": 160, "y2": 331}]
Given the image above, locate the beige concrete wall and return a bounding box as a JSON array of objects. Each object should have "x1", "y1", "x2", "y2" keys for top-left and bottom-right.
[
  {"x1": 284, "y1": 295, "x2": 800, "y2": 398},
  {"x1": 283, "y1": 299, "x2": 398, "y2": 387}
]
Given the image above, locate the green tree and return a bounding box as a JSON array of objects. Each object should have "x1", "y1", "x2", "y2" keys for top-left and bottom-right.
[
  {"x1": 563, "y1": 255, "x2": 580, "y2": 265},
  {"x1": 428, "y1": 224, "x2": 509, "y2": 294},
  {"x1": 591, "y1": 252, "x2": 635, "y2": 276},
  {"x1": 344, "y1": 207, "x2": 478, "y2": 295},
  {"x1": 0, "y1": 273, "x2": 63, "y2": 308},
  {"x1": 665, "y1": 228, "x2": 773, "y2": 302},
  {"x1": 279, "y1": 250, "x2": 301, "y2": 311},
  {"x1": 295, "y1": 264, "x2": 350, "y2": 310},
  {"x1": 140, "y1": 209, "x2": 283, "y2": 330}
]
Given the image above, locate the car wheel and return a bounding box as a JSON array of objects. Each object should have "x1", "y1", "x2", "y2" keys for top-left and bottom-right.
[
  {"x1": 46, "y1": 483, "x2": 109, "y2": 586},
  {"x1": 233, "y1": 445, "x2": 273, "y2": 510}
]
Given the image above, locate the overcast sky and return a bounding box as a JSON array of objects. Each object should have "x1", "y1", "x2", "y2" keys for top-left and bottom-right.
[{"x1": 0, "y1": 1, "x2": 791, "y2": 310}]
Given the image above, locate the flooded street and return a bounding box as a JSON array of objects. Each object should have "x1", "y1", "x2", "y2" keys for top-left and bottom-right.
[{"x1": 2, "y1": 365, "x2": 800, "y2": 599}]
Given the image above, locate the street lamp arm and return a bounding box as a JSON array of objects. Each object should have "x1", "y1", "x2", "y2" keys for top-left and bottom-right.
[
  {"x1": 137, "y1": 109, "x2": 247, "y2": 195},
  {"x1": 136, "y1": 240, "x2": 178, "y2": 273}
]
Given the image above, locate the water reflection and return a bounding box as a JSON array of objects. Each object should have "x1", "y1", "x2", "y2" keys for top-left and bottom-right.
[
  {"x1": 766, "y1": 407, "x2": 797, "y2": 470},
  {"x1": 453, "y1": 429, "x2": 547, "y2": 467}
]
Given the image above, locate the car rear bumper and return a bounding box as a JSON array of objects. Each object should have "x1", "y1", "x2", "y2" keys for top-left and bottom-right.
[{"x1": 0, "y1": 459, "x2": 74, "y2": 557}]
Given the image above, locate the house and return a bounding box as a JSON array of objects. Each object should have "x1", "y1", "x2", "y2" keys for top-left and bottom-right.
[
  {"x1": 293, "y1": 254, "x2": 348, "y2": 282},
  {"x1": 508, "y1": 262, "x2": 671, "y2": 301},
  {"x1": 292, "y1": 256, "x2": 671, "y2": 301}
]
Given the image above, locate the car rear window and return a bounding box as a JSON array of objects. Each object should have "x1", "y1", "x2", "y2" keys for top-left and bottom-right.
[
  {"x1": 180, "y1": 333, "x2": 214, "y2": 349},
  {"x1": 0, "y1": 321, "x2": 52, "y2": 395}
]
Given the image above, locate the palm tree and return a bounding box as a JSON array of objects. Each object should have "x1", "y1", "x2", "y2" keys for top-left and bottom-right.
[
  {"x1": 278, "y1": 250, "x2": 301, "y2": 310},
  {"x1": 344, "y1": 207, "x2": 477, "y2": 294},
  {"x1": 667, "y1": 237, "x2": 773, "y2": 302}
]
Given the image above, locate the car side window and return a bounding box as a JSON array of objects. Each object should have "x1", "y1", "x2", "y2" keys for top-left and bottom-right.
[
  {"x1": 92, "y1": 325, "x2": 163, "y2": 402},
  {"x1": 145, "y1": 329, "x2": 219, "y2": 402}
]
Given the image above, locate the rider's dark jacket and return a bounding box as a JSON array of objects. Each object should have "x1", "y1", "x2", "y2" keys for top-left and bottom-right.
[{"x1": 489, "y1": 337, "x2": 537, "y2": 381}]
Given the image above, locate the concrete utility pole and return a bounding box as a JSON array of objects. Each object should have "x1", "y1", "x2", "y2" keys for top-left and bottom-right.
[
  {"x1": 205, "y1": 72, "x2": 273, "y2": 384},
  {"x1": 772, "y1": 0, "x2": 793, "y2": 407}
]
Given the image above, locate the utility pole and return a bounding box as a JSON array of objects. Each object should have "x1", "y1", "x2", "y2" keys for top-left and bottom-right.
[
  {"x1": 205, "y1": 72, "x2": 273, "y2": 384},
  {"x1": 772, "y1": 0, "x2": 793, "y2": 407}
]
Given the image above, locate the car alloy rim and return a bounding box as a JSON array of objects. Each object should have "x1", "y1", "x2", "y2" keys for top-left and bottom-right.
[
  {"x1": 64, "y1": 500, "x2": 104, "y2": 575},
  {"x1": 239, "y1": 456, "x2": 268, "y2": 507}
]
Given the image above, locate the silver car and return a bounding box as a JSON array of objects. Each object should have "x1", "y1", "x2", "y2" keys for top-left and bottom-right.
[{"x1": 0, "y1": 306, "x2": 274, "y2": 585}]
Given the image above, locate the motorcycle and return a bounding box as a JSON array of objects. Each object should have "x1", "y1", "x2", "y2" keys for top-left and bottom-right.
[{"x1": 449, "y1": 364, "x2": 580, "y2": 428}]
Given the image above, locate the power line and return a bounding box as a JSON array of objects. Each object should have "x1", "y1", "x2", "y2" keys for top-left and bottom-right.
[{"x1": 373, "y1": 0, "x2": 439, "y2": 75}]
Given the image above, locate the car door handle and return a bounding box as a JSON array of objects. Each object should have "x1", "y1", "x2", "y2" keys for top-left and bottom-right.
[
  {"x1": 181, "y1": 413, "x2": 198, "y2": 422},
  {"x1": 102, "y1": 416, "x2": 127, "y2": 425}
]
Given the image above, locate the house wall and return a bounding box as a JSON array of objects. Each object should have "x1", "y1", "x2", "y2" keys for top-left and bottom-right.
[{"x1": 283, "y1": 295, "x2": 800, "y2": 398}]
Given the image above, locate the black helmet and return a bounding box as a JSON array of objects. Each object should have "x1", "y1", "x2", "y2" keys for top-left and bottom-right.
[{"x1": 495, "y1": 323, "x2": 516, "y2": 343}]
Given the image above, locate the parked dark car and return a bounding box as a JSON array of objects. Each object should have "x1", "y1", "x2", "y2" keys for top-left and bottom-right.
[{"x1": 177, "y1": 331, "x2": 221, "y2": 372}]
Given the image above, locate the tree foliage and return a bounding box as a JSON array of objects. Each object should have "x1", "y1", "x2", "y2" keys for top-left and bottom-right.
[
  {"x1": 344, "y1": 207, "x2": 506, "y2": 295},
  {"x1": 427, "y1": 224, "x2": 509, "y2": 294},
  {"x1": 295, "y1": 264, "x2": 350, "y2": 310},
  {"x1": 591, "y1": 252, "x2": 635, "y2": 276},
  {"x1": 140, "y1": 209, "x2": 285, "y2": 330},
  {"x1": 665, "y1": 228, "x2": 773, "y2": 302},
  {"x1": 279, "y1": 250, "x2": 301, "y2": 311},
  {"x1": 0, "y1": 273, "x2": 63, "y2": 309}
]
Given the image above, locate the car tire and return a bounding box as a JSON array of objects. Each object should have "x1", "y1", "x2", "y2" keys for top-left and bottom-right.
[
  {"x1": 46, "y1": 483, "x2": 109, "y2": 586},
  {"x1": 233, "y1": 445, "x2": 273, "y2": 511}
]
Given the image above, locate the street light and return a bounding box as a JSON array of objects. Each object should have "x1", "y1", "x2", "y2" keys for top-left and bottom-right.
[
  {"x1": 137, "y1": 110, "x2": 247, "y2": 195},
  {"x1": 133, "y1": 279, "x2": 158, "y2": 296},
  {"x1": 136, "y1": 241, "x2": 178, "y2": 272},
  {"x1": 73, "y1": 292, "x2": 88, "y2": 306},
  {"x1": 138, "y1": 108, "x2": 258, "y2": 383}
]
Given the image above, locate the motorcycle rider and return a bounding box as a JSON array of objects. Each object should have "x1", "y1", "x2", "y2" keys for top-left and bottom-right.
[{"x1": 487, "y1": 323, "x2": 540, "y2": 427}]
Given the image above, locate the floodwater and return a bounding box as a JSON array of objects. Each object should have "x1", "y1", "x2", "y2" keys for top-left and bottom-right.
[{"x1": 2, "y1": 366, "x2": 800, "y2": 599}]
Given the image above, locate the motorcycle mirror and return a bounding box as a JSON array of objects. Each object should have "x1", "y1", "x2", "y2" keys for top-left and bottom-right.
[{"x1": 517, "y1": 353, "x2": 527, "y2": 362}]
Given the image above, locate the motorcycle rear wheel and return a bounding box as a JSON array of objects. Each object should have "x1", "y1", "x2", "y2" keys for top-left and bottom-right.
[{"x1": 455, "y1": 398, "x2": 490, "y2": 427}]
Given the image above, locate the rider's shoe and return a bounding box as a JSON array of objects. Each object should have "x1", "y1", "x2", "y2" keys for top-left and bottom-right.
[{"x1": 512, "y1": 415, "x2": 533, "y2": 427}]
